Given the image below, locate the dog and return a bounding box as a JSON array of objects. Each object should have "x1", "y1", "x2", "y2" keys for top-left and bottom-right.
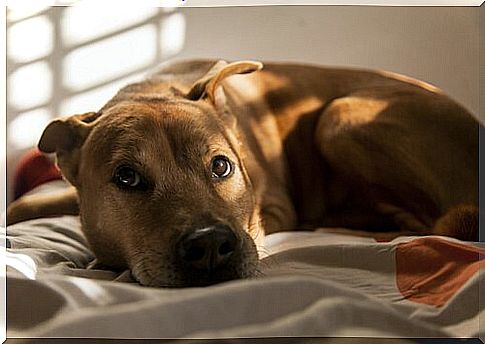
[{"x1": 7, "y1": 59, "x2": 480, "y2": 287}]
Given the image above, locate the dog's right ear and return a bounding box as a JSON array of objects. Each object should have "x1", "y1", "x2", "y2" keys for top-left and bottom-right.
[
  {"x1": 38, "y1": 112, "x2": 100, "y2": 186},
  {"x1": 187, "y1": 60, "x2": 263, "y2": 103}
]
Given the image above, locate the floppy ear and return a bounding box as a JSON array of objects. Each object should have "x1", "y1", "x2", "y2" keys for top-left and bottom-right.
[
  {"x1": 38, "y1": 112, "x2": 100, "y2": 186},
  {"x1": 186, "y1": 60, "x2": 263, "y2": 103}
]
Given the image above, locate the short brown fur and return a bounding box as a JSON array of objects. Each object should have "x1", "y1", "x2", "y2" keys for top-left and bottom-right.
[{"x1": 7, "y1": 59, "x2": 480, "y2": 287}]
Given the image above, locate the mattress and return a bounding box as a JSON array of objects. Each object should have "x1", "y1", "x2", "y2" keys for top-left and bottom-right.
[{"x1": 3, "y1": 212, "x2": 484, "y2": 340}]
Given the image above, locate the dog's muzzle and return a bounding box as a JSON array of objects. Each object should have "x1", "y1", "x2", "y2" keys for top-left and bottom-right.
[{"x1": 130, "y1": 223, "x2": 257, "y2": 287}]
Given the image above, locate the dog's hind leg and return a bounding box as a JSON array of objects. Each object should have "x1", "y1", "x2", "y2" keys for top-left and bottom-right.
[
  {"x1": 313, "y1": 90, "x2": 479, "y2": 240},
  {"x1": 375, "y1": 203, "x2": 431, "y2": 233},
  {"x1": 367, "y1": 203, "x2": 478, "y2": 241},
  {"x1": 432, "y1": 205, "x2": 479, "y2": 241},
  {"x1": 313, "y1": 93, "x2": 444, "y2": 234}
]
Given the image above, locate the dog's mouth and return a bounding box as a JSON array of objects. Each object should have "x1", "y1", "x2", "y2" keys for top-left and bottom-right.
[
  {"x1": 130, "y1": 252, "x2": 260, "y2": 288},
  {"x1": 128, "y1": 228, "x2": 260, "y2": 288}
]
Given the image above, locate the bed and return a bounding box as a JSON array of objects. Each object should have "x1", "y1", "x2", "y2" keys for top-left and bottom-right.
[{"x1": 3, "y1": 183, "x2": 484, "y2": 341}]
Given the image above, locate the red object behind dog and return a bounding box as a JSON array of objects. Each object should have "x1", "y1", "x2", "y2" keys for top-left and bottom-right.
[{"x1": 13, "y1": 149, "x2": 63, "y2": 200}]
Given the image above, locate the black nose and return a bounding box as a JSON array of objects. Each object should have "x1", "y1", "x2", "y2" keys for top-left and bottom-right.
[{"x1": 177, "y1": 225, "x2": 238, "y2": 271}]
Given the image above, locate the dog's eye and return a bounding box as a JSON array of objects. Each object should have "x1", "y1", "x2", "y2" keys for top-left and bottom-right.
[
  {"x1": 211, "y1": 156, "x2": 233, "y2": 179},
  {"x1": 114, "y1": 166, "x2": 143, "y2": 189}
]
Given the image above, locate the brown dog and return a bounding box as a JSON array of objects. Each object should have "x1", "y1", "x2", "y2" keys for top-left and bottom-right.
[{"x1": 7, "y1": 59, "x2": 480, "y2": 287}]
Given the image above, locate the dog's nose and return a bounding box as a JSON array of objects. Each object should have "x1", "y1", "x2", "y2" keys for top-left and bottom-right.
[{"x1": 177, "y1": 225, "x2": 238, "y2": 271}]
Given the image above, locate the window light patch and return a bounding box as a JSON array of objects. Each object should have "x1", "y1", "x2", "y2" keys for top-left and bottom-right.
[
  {"x1": 60, "y1": 71, "x2": 147, "y2": 115},
  {"x1": 9, "y1": 62, "x2": 53, "y2": 110},
  {"x1": 63, "y1": 25, "x2": 157, "y2": 91},
  {"x1": 6, "y1": 4, "x2": 49, "y2": 22},
  {"x1": 160, "y1": 12, "x2": 186, "y2": 58},
  {"x1": 8, "y1": 15, "x2": 53, "y2": 63},
  {"x1": 62, "y1": 5, "x2": 158, "y2": 45},
  {"x1": 8, "y1": 108, "x2": 52, "y2": 150}
]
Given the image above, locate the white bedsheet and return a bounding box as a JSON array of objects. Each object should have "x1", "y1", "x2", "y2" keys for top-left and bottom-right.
[{"x1": 3, "y1": 215, "x2": 484, "y2": 340}]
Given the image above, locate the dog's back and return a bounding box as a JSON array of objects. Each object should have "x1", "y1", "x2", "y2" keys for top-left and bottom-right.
[
  {"x1": 150, "y1": 60, "x2": 480, "y2": 239},
  {"x1": 6, "y1": 59, "x2": 480, "y2": 287}
]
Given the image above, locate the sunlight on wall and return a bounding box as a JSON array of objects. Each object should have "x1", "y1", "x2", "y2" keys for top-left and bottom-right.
[
  {"x1": 8, "y1": 62, "x2": 53, "y2": 109},
  {"x1": 63, "y1": 25, "x2": 157, "y2": 91},
  {"x1": 59, "y1": 71, "x2": 147, "y2": 114},
  {"x1": 160, "y1": 12, "x2": 186, "y2": 58},
  {"x1": 7, "y1": 6, "x2": 186, "y2": 152},
  {"x1": 7, "y1": 3, "x2": 50, "y2": 21},
  {"x1": 8, "y1": 108, "x2": 52, "y2": 149},
  {"x1": 61, "y1": 6, "x2": 158, "y2": 45},
  {"x1": 7, "y1": 15, "x2": 53, "y2": 63}
]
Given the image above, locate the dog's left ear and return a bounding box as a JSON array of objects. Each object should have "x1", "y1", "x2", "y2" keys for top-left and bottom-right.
[
  {"x1": 186, "y1": 60, "x2": 263, "y2": 104},
  {"x1": 38, "y1": 112, "x2": 101, "y2": 186}
]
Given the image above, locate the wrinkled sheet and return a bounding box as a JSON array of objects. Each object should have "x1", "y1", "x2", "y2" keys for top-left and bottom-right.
[{"x1": 3, "y1": 214, "x2": 484, "y2": 340}]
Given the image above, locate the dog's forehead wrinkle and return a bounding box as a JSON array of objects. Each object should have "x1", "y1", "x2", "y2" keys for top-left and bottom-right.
[
  {"x1": 101, "y1": 101, "x2": 230, "y2": 160},
  {"x1": 99, "y1": 80, "x2": 192, "y2": 111},
  {"x1": 159, "y1": 117, "x2": 224, "y2": 170},
  {"x1": 97, "y1": 114, "x2": 175, "y2": 171}
]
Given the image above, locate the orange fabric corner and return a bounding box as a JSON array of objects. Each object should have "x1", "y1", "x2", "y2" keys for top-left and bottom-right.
[{"x1": 395, "y1": 237, "x2": 484, "y2": 307}]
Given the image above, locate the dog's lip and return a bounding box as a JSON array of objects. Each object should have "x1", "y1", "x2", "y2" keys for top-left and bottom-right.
[
  {"x1": 130, "y1": 247, "x2": 259, "y2": 288},
  {"x1": 137, "y1": 278, "x2": 236, "y2": 288},
  {"x1": 133, "y1": 267, "x2": 249, "y2": 288}
]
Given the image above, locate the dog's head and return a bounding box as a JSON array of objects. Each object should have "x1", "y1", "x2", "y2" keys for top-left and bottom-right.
[{"x1": 38, "y1": 60, "x2": 265, "y2": 287}]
